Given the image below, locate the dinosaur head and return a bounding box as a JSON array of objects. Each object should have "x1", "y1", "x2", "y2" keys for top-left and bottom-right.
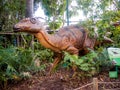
[{"x1": 13, "y1": 17, "x2": 46, "y2": 33}]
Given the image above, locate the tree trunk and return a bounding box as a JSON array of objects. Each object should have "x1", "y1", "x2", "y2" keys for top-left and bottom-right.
[
  {"x1": 26, "y1": 0, "x2": 34, "y2": 17},
  {"x1": 25, "y1": 0, "x2": 34, "y2": 51}
]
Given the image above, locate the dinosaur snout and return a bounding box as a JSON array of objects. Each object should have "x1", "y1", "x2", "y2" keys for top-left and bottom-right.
[
  {"x1": 13, "y1": 25, "x2": 16, "y2": 30},
  {"x1": 13, "y1": 25, "x2": 21, "y2": 32}
]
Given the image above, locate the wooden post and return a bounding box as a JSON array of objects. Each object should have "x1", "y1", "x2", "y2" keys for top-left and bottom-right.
[
  {"x1": 93, "y1": 78, "x2": 98, "y2": 90},
  {"x1": 17, "y1": 35, "x2": 20, "y2": 47},
  {"x1": 31, "y1": 35, "x2": 34, "y2": 52}
]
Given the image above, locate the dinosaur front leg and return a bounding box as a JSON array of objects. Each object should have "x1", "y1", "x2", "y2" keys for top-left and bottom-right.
[{"x1": 49, "y1": 52, "x2": 62, "y2": 74}]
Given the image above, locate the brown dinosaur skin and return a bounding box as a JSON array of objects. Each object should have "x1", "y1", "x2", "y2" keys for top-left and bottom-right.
[{"x1": 13, "y1": 17, "x2": 111, "y2": 74}]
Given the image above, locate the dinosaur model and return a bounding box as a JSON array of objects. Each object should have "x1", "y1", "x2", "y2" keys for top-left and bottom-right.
[{"x1": 13, "y1": 17, "x2": 113, "y2": 73}]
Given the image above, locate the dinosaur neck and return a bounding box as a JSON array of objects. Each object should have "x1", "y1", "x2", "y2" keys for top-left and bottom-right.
[{"x1": 34, "y1": 30, "x2": 60, "y2": 52}]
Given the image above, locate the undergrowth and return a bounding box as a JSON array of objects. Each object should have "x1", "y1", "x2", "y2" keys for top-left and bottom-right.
[
  {"x1": 0, "y1": 45, "x2": 53, "y2": 89},
  {"x1": 0, "y1": 44, "x2": 113, "y2": 89},
  {"x1": 63, "y1": 48, "x2": 113, "y2": 77}
]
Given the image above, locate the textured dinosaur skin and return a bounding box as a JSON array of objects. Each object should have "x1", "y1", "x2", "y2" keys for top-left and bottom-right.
[{"x1": 13, "y1": 17, "x2": 111, "y2": 73}]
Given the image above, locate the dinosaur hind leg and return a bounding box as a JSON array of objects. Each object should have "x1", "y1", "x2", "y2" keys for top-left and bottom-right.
[{"x1": 49, "y1": 53, "x2": 62, "y2": 74}]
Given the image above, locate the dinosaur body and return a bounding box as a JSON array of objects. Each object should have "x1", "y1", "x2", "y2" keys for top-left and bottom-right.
[
  {"x1": 13, "y1": 17, "x2": 112, "y2": 73},
  {"x1": 35, "y1": 25, "x2": 88, "y2": 54}
]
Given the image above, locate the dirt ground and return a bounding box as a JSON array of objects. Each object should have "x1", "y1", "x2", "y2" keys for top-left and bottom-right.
[{"x1": 6, "y1": 67, "x2": 120, "y2": 90}]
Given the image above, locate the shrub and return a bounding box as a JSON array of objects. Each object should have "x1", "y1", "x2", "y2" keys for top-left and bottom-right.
[
  {"x1": 63, "y1": 48, "x2": 112, "y2": 77},
  {"x1": 0, "y1": 46, "x2": 52, "y2": 89}
]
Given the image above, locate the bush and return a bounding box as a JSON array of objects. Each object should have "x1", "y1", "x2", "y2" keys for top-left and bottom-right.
[
  {"x1": 63, "y1": 48, "x2": 112, "y2": 77},
  {"x1": 0, "y1": 46, "x2": 53, "y2": 89},
  {"x1": 34, "y1": 42, "x2": 53, "y2": 61}
]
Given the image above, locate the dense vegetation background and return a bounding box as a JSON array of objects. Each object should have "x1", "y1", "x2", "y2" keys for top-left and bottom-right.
[{"x1": 0, "y1": 0, "x2": 120, "y2": 89}]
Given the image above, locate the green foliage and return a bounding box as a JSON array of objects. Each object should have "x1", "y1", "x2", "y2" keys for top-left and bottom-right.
[
  {"x1": 79, "y1": 19, "x2": 95, "y2": 37},
  {"x1": 34, "y1": 42, "x2": 53, "y2": 61},
  {"x1": 39, "y1": 0, "x2": 70, "y2": 30},
  {"x1": 97, "y1": 48, "x2": 112, "y2": 69},
  {"x1": 63, "y1": 50, "x2": 98, "y2": 76},
  {"x1": 76, "y1": 0, "x2": 94, "y2": 16},
  {"x1": 110, "y1": 26, "x2": 120, "y2": 47},
  {"x1": 0, "y1": 0, "x2": 25, "y2": 31},
  {"x1": 0, "y1": 47, "x2": 31, "y2": 81},
  {"x1": 49, "y1": 21, "x2": 62, "y2": 30},
  {"x1": 0, "y1": 35, "x2": 17, "y2": 48},
  {"x1": 63, "y1": 48, "x2": 112, "y2": 77},
  {"x1": 76, "y1": 0, "x2": 120, "y2": 45},
  {"x1": 0, "y1": 46, "x2": 53, "y2": 89},
  {"x1": 41, "y1": 0, "x2": 66, "y2": 17}
]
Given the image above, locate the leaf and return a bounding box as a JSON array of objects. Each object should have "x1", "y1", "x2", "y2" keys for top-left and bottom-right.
[
  {"x1": 70, "y1": 55, "x2": 78, "y2": 61},
  {"x1": 75, "y1": 59, "x2": 84, "y2": 65},
  {"x1": 80, "y1": 63, "x2": 90, "y2": 71}
]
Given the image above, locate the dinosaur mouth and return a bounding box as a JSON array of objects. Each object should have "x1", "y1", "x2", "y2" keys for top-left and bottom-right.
[
  {"x1": 13, "y1": 29, "x2": 21, "y2": 32},
  {"x1": 13, "y1": 26, "x2": 21, "y2": 32}
]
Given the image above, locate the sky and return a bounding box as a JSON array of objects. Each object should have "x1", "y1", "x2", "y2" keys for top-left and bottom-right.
[{"x1": 34, "y1": 3, "x2": 46, "y2": 18}]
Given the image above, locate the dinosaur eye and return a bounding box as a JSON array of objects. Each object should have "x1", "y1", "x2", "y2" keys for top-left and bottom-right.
[{"x1": 30, "y1": 18, "x2": 37, "y2": 24}]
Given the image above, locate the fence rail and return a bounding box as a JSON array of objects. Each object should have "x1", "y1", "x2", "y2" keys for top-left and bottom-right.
[
  {"x1": 74, "y1": 78, "x2": 120, "y2": 90},
  {"x1": 0, "y1": 32, "x2": 18, "y2": 35}
]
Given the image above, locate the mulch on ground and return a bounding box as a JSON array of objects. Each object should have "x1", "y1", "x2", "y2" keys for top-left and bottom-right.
[{"x1": 7, "y1": 67, "x2": 120, "y2": 90}]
